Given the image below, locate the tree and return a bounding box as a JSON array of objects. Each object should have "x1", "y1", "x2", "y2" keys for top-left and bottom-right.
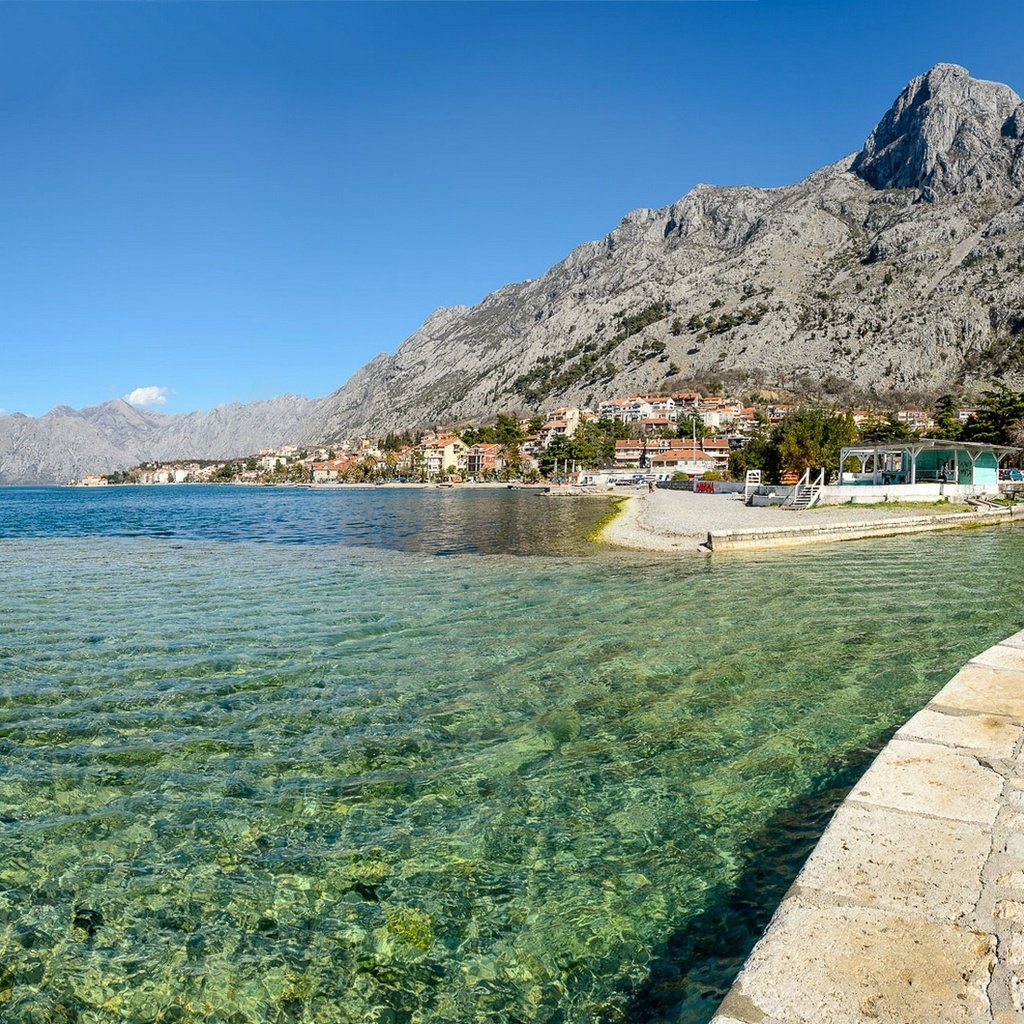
[
  {"x1": 931, "y1": 394, "x2": 962, "y2": 440},
  {"x1": 499, "y1": 444, "x2": 523, "y2": 480},
  {"x1": 961, "y1": 383, "x2": 1024, "y2": 445},
  {"x1": 568, "y1": 421, "x2": 603, "y2": 467},
  {"x1": 728, "y1": 424, "x2": 778, "y2": 481},
  {"x1": 460, "y1": 424, "x2": 497, "y2": 446},
  {"x1": 676, "y1": 414, "x2": 709, "y2": 442},
  {"x1": 858, "y1": 416, "x2": 915, "y2": 444},
  {"x1": 496, "y1": 413, "x2": 527, "y2": 448},
  {"x1": 539, "y1": 434, "x2": 574, "y2": 478},
  {"x1": 777, "y1": 408, "x2": 857, "y2": 479},
  {"x1": 730, "y1": 409, "x2": 856, "y2": 483}
]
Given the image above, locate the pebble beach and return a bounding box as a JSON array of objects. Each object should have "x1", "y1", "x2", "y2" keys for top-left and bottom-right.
[{"x1": 600, "y1": 488, "x2": 982, "y2": 552}]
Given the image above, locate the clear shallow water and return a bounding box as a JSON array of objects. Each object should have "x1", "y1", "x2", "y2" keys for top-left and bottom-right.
[{"x1": 1, "y1": 487, "x2": 1023, "y2": 1024}]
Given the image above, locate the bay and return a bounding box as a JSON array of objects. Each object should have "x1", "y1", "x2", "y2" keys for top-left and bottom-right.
[{"x1": 0, "y1": 486, "x2": 1020, "y2": 1023}]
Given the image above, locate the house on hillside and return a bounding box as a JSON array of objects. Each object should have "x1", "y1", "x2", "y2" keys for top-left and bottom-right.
[
  {"x1": 895, "y1": 408, "x2": 934, "y2": 431},
  {"x1": 417, "y1": 434, "x2": 468, "y2": 478},
  {"x1": 311, "y1": 458, "x2": 354, "y2": 483},
  {"x1": 614, "y1": 437, "x2": 727, "y2": 472},
  {"x1": 466, "y1": 443, "x2": 502, "y2": 476},
  {"x1": 649, "y1": 448, "x2": 716, "y2": 474}
]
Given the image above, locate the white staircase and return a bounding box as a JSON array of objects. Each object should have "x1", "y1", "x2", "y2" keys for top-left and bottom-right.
[
  {"x1": 787, "y1": 468, "x2": 825, "y2": 510},
  {"x1": 744, "y1": 469, "x2": 762, "y2": 505}
]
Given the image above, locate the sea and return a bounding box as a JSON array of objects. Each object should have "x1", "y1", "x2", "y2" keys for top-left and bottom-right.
[{"x1": 1, "y1": 484, "x2": 1022, "y2": 1024}]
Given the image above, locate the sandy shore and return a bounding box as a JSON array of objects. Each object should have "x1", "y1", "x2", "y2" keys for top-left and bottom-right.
[{"x1": 599, "y1": 488, "x2": 986, "y2": 552}]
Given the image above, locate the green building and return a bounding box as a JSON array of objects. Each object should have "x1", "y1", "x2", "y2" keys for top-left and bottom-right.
[{"x1": 837, "y1": 439, "x2": 1015, "y2": 490}]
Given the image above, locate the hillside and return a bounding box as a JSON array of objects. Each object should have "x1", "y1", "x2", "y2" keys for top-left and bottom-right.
[
  {"x1": 311, "y1": 63, "x2": 1024, "y2": 440},
  {"x1": 4, "y1": 63, "x2": 1023, "y2": 482},
  {"x1": 0, "y1": 396, "x2": 319, "y2": 485}
]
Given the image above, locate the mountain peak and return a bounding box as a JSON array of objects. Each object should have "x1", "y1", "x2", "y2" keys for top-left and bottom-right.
[{"x1": 851, "y1": 63, "x2": 1024, "y2": 197}]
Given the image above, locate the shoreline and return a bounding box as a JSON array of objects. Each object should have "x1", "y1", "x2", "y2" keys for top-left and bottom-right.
[
  {"x1": 597, "y1": 488, "x2": 1024, "y2": 553},
  {"x1": 712, "y1": 627, "x2": 1024, "y2": 1022}
]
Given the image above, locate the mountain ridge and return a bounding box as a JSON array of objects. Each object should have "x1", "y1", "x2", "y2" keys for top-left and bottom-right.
[
  {"x1": 309, "y1": 63, "x2": 1024, "y2": 440},
  {"x1": 4, "y1": 63, "x2": 1024, "y2": 482},
  {"x1": 0, "y1": 394, "x2": 322, "y2": 485}
]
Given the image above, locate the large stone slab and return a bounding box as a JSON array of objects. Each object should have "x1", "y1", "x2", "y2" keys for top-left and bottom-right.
[
  {"x1": 997, "y1": 629, "x2": 1024, "y2": 651},
  {"x1": 897, "y1": 706, "x2": 1021, "y2": 758},
  {"x1": 931, "y1": 662, "x2": 1024, "y2": 721},
  {"x1": 850, "y1": 737, "x2": 1002, "y2": 824},
  {"x1": 712, "y1": 630, "x2": 1024, "y2": 1023},
  {"x1": 795, "y1": 802, "x2": 989, "y2": 921},
  {"x1": 721, "y1": 898, "x2": 996, "y2": 1024},
  {"x1": 971, "y1": 643, "x2": 1024, "y2": 673}
]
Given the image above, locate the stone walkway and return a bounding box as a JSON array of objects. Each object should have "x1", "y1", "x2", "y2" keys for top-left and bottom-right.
[
  {"x1": 713, "y1": 630, "x2": 1024, "y2": 1024},
  {"x1": 599, "y1": 490, "x2": 1013, "y2": 553}
]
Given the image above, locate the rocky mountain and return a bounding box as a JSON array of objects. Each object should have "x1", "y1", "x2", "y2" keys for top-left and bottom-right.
[
  {"x1": 311, "y1": 63, "x2": 1024, "y2": 440},
  {"x1": 0, "y1": 395, "x2": 319, "y2": 484},
  {"x1": 6, "y1": 64, "x2": 1024, "y2": 482}
]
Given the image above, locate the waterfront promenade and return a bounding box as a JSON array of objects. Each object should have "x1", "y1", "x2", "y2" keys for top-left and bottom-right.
[
  {"x1": 713, "y1": 630, "x2": 1024, "y2": 1023},
  {"x1": 601, "y1": 489, "x2": 1023, "y2": 552}
]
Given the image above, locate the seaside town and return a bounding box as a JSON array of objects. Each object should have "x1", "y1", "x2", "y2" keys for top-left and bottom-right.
[
  {"x1": 73, "y1": 386, "x2": 1013, "y2": 488},
  {"x1": 11, "y1": 6, "x2": 1024, "y2": 1023}
]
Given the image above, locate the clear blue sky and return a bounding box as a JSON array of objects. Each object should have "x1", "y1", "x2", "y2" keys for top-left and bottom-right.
[{"x1": 2, "y1": 1, "x2": 1022, "y2": 416}]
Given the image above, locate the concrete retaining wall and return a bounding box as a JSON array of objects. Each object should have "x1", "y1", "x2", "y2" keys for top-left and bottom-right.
[
  {"x1": 712, "y1": 629, "x2": 1024, "y2": 1024},
  {"x1": 708, "y1": 506, "x2": 1021, "y2": 552},
  {"x1": 657, "y1": 480, "x2": 746, "y2": 494},
  {"x1": 821, "y1": 482, "x2": 1000, "y2": 505}
]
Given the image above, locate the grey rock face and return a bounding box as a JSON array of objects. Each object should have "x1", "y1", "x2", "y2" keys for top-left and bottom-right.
[
  {"x1": 6, "y1": 64, "x2": 1024, "y2": 479},
  {"x1": 309, "y1": 65, "x2": 1024, "y2": 442},
  {"x1": 852, "y1": 64, "x2": 1024, "y2": 196}
]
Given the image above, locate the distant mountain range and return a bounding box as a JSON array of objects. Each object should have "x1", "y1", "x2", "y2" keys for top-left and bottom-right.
[
  {"x1": 4, "y1": 63, "x2": 1023, "y2": 483},
  {"x1": 0, "y1": 396, "x2": 319, "y2": 485}
]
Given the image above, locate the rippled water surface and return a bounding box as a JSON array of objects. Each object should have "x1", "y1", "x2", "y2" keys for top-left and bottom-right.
[
  {"x1": 1, "y1": 486, "x2": 1023, "y2": 1024},
  {"x1": 0, "y1": 485, "x2": 613, "y2": 556}
]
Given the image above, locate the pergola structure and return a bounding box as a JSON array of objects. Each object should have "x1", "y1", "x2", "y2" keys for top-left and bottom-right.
[{"x1": 838, "y1": 439, "x2": 1017, "y2": 487}]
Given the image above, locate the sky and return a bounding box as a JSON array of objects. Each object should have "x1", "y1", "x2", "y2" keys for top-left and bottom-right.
[{"x1": 2, "y1": 0, "x2": 1023, "y2": 417}]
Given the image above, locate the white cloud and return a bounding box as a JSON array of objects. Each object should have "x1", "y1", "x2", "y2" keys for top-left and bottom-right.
[{"x1": 125, "y1": 386, "x2": 170, "y2": 407}]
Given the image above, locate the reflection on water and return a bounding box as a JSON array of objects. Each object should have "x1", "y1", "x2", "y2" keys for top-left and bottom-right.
[
  {"x1": 0, "y1": 489, "x2": 1022, "y2": 1023},
  {"x1": 0, "y1": 486, "x2": 615, "y2": 556}
]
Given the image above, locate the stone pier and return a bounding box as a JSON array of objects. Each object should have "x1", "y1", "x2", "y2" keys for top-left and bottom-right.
[
  {"x1": 713, "y1": 629, "x2": 1024, "y2": 1023},
  {"x1": 707, "y1": 505, "x2": 1022, "y2": 553}
]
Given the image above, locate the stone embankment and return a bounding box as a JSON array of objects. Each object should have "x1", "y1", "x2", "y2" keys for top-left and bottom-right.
[
  {"x1": 708, "y1": 504, "x2": 1023, "y2": 552},
  {"x1": 599, "y1": 490, "x2": 1024, "y2": 554},
  {"x1": 712, "y1": 630, "x2": 1024, "y2": 1024}
]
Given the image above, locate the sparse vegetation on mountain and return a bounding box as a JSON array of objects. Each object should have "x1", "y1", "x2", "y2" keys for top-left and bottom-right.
[
  {"x1": 309, "y1": 64, "x2": 1024, "y2": 443},
  {"x1": 6, "y1": 64, "x2": 1024, "y2": 482}
]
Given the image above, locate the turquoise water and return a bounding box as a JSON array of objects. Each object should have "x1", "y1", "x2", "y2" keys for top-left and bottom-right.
[{"x1": 1, "y1": 487, "x2": 1022, "y2": 1024}]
